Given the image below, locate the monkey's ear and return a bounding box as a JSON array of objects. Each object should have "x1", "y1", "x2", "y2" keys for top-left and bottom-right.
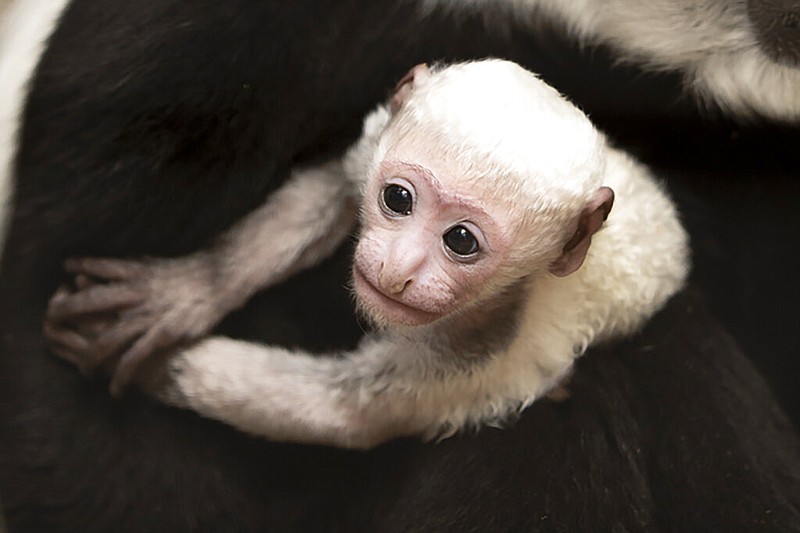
[
  {"x1": 391, "y1": 63, "x2": 431, "y2": 114},
  {"x1": 549, "y1": 186, "x2": 614, "y2": 277}
]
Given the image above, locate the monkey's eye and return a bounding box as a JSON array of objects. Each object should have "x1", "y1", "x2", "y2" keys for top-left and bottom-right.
[
  {"x1": 382, "y1": 184, "x2": 413, "y2": 215},
  {"x1": 443, "y1": 225, "x2": 479, "y2": 257}
]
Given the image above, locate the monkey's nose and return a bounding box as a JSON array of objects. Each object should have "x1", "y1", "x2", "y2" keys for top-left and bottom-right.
[{"x1": 378, "y1": 269, "x2": 412, "y2": 295}]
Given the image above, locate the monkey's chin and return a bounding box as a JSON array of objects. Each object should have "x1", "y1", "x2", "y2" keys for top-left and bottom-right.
[{"x1": 352, "y1": 267, "x2": 441, "y2": 327}]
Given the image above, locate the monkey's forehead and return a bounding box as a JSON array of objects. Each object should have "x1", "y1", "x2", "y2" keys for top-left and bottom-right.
[
  {"x1": 375, "y1": 155, "x2": 496, "y2": 211},
  {"x1": 413, "y1": 61, "x2": 596, "y2": 147},
  {"x1": 380, "y1": 118, "x2": 604, "y2": 213},
  {"x1": 386, "y1": 66, "x2": 606, "y2": 202}
]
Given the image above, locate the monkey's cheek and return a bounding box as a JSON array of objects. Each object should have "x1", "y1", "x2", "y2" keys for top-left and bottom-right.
[{"x1": 352, "y1": 267, "x2": 441, "y2": 327}]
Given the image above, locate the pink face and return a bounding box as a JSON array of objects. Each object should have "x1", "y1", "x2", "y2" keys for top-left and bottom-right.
[{"x1": 352, "y1": 155, "x2": 512, "y2": 327}]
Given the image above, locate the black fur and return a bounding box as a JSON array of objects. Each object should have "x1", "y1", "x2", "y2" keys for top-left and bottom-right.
[
  {"x1": 748, "y1": 0, "x2": 800, "y2": 67},
  {"x1": 1, "y1": 0, "x2": 799, "y2": 530}
]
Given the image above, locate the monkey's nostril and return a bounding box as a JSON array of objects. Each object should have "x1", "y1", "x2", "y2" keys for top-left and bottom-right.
[
  {"x1": 378, "y1": 270, "x2": 411, "y2": 295},
  {"x1": 386, "y1": 278, "x2": 410, "y2": 295}
]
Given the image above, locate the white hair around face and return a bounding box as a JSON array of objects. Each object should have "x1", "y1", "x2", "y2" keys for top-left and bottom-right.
[{"x1": 379, "y1": 60, "x2": 608, "y2": 269}]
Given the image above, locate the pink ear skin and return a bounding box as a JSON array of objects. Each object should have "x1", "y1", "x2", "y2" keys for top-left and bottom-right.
[
  {"x1": 390, "y1": 63, "x2": 431, "y2": 115},
  {"x1": 549, "y1": 186, "x2": 615, "y2": 277}
]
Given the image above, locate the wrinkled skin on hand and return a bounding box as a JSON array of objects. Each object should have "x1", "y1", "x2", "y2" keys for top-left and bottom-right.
[{"x1": 44, "y1": 256, "x2": 227, "y2": 395}]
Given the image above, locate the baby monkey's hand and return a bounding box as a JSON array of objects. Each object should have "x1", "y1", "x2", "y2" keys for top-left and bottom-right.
[{"x1": 44, "y1": 256, "x2": 227, "y2": 395}]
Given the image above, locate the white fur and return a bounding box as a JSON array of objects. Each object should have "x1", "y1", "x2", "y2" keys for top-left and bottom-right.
[
  {"x1": 0, "y1": 0, "x2": 71, "y2": 262},
  {"x1": 346, "y1": 60, "x2": 607, "y2": 267},
  {"x1": 157, "y1": 60, "x2": 690, "y2": 449},
  {"x1": 388, "y1": 61, "x2": 605, "y2": 208},
  {"x1": 214, "y1": 160, "x2": 356, "y2": 291},
  {"x1": 426, "y1": 0, "x2": 800, "y2": 120}
]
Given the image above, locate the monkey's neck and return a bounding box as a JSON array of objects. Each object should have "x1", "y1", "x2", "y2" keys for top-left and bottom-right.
[
  {"x1": 376, "y1": 279, "x2": 529, "y2": 365},
  {"x1": 431, "y1": 278, "x2": 530, "y2": 358}
]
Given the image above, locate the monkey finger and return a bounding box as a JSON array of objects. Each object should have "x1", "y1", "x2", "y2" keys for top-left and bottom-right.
[
  {"x1": 48, "y1": 285, "x2": 74, "y2": 306},
  {"x1": 109, "y1": 327, "x2": 177, "y2": 397},
  {"x1": 46, "y1": 284, "x2": 146, "y2": 321},
  {"x1": 48, "y1": 332, "x2": 94, "y2": 376},
  {"x1": 64, "y1": 257, "x2": 147, "y2": 281},
  {"x1": 88, "y1": 319, "x2": 151, "y2": 368},
  {"x1": 72, "y1": 313, "x2": 118, "y2": 337},
  {"x1": 74, "y1": 274, "x2": 95, "y2": 290},
  {"x1": 43, "y1": 321, "x2": 91, "y2": 354},
  {"x1": 48, "y1": 341, "x2": 96, "y2": 376},
  {"x1": 58, "y1": 311, "x2": 120, "y2": 338}
]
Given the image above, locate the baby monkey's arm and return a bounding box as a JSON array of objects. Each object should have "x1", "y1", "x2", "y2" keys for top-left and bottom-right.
[{"x1": 45, "y1": 162, "x2": 356, "y2": 394}]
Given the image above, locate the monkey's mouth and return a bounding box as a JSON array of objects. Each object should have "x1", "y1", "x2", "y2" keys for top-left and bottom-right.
[{"x1": 352, "y1": 266, "x2": 440, "y2": 326}]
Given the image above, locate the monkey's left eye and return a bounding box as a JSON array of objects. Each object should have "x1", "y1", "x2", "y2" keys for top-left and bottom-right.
[
  {"x1": 443, "y1": 225, "x2": 479, "y2": 257},
  {"x1": 382, "y1": 184, "x2": 413, "y2": 215}
]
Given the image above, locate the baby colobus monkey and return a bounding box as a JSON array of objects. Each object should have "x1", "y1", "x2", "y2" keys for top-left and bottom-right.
[{"x1": 45, "y1": 59, "x2": 689, "y2": 449}]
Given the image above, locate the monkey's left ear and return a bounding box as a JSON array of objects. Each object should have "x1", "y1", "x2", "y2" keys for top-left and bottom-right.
[
  {"x1": 549, "y1": 186, "x2": 614, "y2": 277},
  {"x1": 391, "y1": 63, "x2": 431, "y2": 114}
]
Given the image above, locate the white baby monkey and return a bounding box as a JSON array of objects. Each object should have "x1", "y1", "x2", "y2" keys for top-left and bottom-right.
[{"x1": 45, "y1": 59, "x2": 689, "y2": 449}]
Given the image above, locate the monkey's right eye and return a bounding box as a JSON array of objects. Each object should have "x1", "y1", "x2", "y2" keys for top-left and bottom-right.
[{"x1": 382, "y1": 184, "x2": 413, "y2": 215}]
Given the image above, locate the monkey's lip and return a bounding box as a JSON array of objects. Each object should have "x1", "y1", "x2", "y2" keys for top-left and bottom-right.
[{"x1": 352, "y1": 266, "x2": 440, "y2": 326}]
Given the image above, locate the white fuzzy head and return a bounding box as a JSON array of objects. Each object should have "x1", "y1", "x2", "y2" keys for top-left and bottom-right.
[
  {"x1": 392, "y1": 60, "x2": 604, "y2": 205},
  {"x1": 388, "y1": 60, "x2": 608, "y2": 268},
  {"x1": 346, "y1": 59, "x2": 613, "y2": 327}
]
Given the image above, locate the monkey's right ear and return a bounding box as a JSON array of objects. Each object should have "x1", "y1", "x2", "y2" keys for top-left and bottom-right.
[
  {"x1": 549, "y1": 186, "x2": 614, "y2": 278},
  {"x1": 391, "y1": 63, "x2": 431, "y2": 114}
]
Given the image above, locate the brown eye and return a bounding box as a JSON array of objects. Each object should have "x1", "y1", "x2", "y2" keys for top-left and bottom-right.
[
  {"x1": 444, "y1": 225, "x2": 479, "y2": 256},
  {"x1": 383, "y1": 184, "x2": 413, "y2": 215}
]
